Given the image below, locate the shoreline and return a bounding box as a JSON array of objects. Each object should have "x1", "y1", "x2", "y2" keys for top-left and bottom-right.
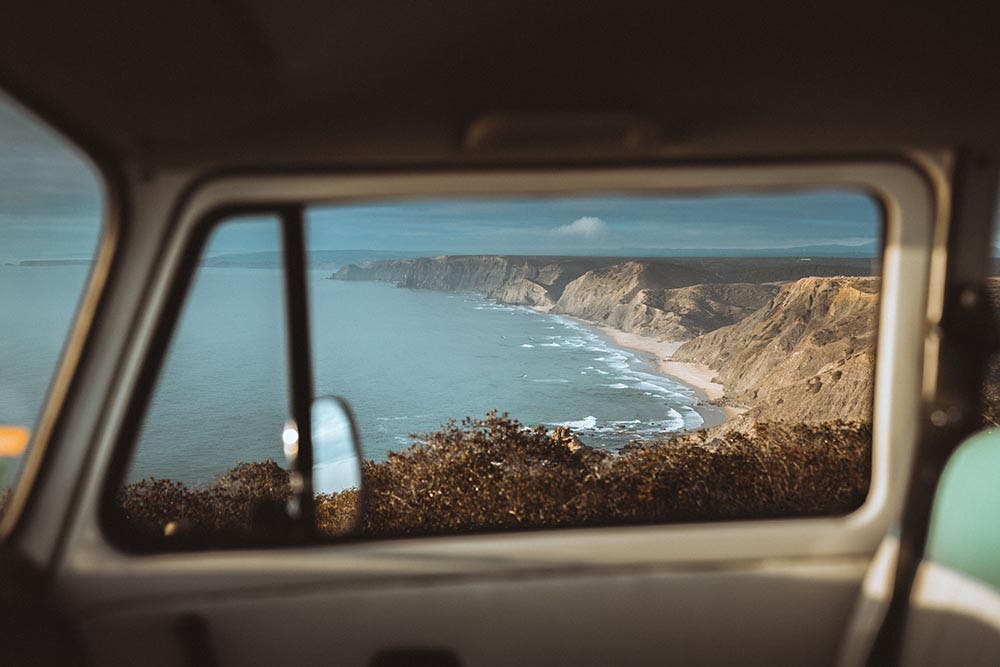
[
  {"x1": 546, "y1": 311, "x2": 741, "y2": 430},
  {"x1": 596, "y1": 326, "x2": 741, "y2": 429},
  {"x1": 332, "y1": 282, "x2": 743, "y2": 434}
]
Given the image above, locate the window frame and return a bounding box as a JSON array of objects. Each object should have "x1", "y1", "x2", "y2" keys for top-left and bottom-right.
[
  {"x1": 88, "y1": 160, "x2": 938, "y2": 571},
  {"x1": 0, "y1": 92, "x2": 120, "y2": 542},
  {"x1": 101, "y1": 205, "x2": 322, "y2": 550}
]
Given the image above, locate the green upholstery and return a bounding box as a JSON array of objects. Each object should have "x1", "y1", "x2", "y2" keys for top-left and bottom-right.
[{"x1": 926, "y1": 428, "x2": 1000, "y2": 590}]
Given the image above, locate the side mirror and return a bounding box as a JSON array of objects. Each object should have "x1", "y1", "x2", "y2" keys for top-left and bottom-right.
[
  {"x1": 310, "y1": 395, "x2": 363, "y2": 495},
  {"x1": 306, "y1": 395, "x2": 364, "y2": 538},
  {"x1": 280, "y1": 395, "x2": 362, "y2": 539}
]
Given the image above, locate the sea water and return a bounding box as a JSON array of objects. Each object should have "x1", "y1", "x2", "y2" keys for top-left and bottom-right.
[
  {"x1": 0, "y1": 265, "x2": 721, "y2": 485},
  {"x1": 309, "y1": 277, "x2": 717, "y2": 458}
]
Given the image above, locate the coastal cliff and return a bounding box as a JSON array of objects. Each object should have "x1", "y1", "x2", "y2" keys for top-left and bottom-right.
[
  {"x1": 334, "y1": 255, "x2": 881, "y2": 424},
  {"x1": 674, "y1": 277, "x2": 879, "y2": 423},
  {"x1": 554, "y1": 262, "x2": 779, "y2": 338},
  {"x1": 334, "y1": 255, "x2": 623, "y2": 309},
  {"x1": 334, "y1": 255, "x2": 872, "y2": 339}
]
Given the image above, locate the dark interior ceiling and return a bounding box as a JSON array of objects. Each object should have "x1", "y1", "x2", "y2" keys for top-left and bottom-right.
[{"x1": 1, "y1": 2, "x2": 1000, "y2": 170}]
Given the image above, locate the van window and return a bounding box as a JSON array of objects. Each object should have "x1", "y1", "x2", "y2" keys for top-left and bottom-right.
[
  {"x1": 306, "y1": 193, "x2": 880, "y2": 536},
  {"x1": 118, "y1": 218, "x2": 295, "y2": 542},
  {"x1": 0, "y1": 90, "x2": 104, "y2": 512},
  {"x1": 113, "y1": 190, "x2": 882, "y2": 546}
]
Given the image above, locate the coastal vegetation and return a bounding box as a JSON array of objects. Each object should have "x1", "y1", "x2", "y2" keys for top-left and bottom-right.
[{"x1": 117, "y1": 412, "x2": 871, "y2": 541}]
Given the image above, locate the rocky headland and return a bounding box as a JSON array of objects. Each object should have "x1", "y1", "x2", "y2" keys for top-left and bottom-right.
[
  {"x1": 673, "y1": 276, "x2": 879, "y2": 424},
  {"x1": 333, "y1": 255, "x2": 880, "y2": 427}
]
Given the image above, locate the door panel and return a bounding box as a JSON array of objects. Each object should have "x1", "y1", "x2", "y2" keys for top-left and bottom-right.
[{"x1": 81, "y1": 560, "x2": 866, "y2": 666}]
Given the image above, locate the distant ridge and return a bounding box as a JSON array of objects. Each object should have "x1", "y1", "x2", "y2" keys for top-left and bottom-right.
[
  {"x1": 605, "y1": 241, "x2": 880, "y2": 258},
  {"x1": 14, "y1": 258, "x2": 93, "y2": 266},
  {"x1": 200, "y1": 249, "x2": 426, "y2": 269}
]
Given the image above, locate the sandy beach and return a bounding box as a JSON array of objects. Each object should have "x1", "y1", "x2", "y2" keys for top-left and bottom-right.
[
  {"x1": 532, "y1": 309, "x2": 744, "y2": 428},
  {"x1": 599, "y1": 328, "x2": 723, "y2": 399},
  {"x1": 592, "y1": 325, "x2": 748, "y2": 423}
]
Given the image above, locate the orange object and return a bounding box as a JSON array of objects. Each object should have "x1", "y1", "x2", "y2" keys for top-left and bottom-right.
[{"x1": 0, "y1": 425, "x2": 30, "y2": 457}]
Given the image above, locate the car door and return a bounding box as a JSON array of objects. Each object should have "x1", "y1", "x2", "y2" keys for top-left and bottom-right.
[{"x1": 5, "y1": 159, "x2": 954, "y2": 666}]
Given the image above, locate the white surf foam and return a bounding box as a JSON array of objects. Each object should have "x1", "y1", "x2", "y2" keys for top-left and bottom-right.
[{"x1": 555, "y1": 415, "x2": 598, "y2": 429}]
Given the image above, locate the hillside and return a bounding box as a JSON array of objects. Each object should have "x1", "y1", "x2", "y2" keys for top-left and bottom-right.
[
  {"x1": 334, "y1": 255, "x2": 875, "y2": 340},
  {"x1": 553, "y1": 262, "x2": 780, "y2": 338},
  {"x1": 334, "y1": 255, "x2": 875, "y2": 295},
  {"x1": 334, "y1": 255, "x2": 886, "y2": 425},
  {"x1": 674, "y1": 277, "x2": 880, "y2": 422}
]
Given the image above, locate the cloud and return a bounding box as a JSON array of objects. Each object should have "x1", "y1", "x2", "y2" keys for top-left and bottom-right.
[{"x1": 554, "y1": 216, "x2": 608, "y2": 239}]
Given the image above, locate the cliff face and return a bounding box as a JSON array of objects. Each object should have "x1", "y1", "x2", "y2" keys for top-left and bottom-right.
[
  {"x1": 554, "y1": 262, "x2": 779, "y2": 338},
  {"x1": 334, "y1": 255, "x2": 883, "y2": 425},
  {"x1": 334, "y1": 255, "x2": 868, "y2": 340},
  {"x1": 333, "y1": 255, "x2": 622, "y2": 310},
  {"x1": 336, "y1": 255, "x2": 874, "y2": 295},
  {"x1": 674, "y1": 277, "x2": 880, "y2": 422}
]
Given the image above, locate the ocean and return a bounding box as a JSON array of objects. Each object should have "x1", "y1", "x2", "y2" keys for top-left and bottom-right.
[
  {"x1": 0, "y1": 264, "x2": 90, "y2": 434},
  {"x1": 0, "y1": 264, "x2": 721, "y2": 486}
]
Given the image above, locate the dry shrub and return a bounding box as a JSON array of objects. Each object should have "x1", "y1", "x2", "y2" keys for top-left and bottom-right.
[
  {"x1": 358, "y1": 413, "x2": 609, "y2": 535},
  {"x1": 347, "y1": 411, "x2": 870, "y2": 537},
  {"x1": 118, "y1": 459, "x2": 292, "y2": 541},
  {"x1": 315, "y1": 488, "x2": 361, "y2": 536},
  {"x1": 116, "y1": 412, "x2": 871, "y2": 542}
]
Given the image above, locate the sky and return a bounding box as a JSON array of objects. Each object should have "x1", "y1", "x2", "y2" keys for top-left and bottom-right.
[
  {"x1": 185, "y1": 190, "x2": 885, "y2": 258},
  {"x1": 2, "y1": 87, "x2": 992, "y2": 261},
  {"x1": 0, "y1": 91, "x2": 103, "y2": 261},
  {"x1": 302, "y1": 191, "x2": 882, "y2": 256}
]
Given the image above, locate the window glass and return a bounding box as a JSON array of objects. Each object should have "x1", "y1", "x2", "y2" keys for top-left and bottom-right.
[
  {"x1": 305, "y1": 191, "x2": 882, "y2": 537},
  {"x1": 0, "y1": 90, "x2": 104, "y2": 508},
  {"x1": 119, "y1": 218, "x2": 295, "y2": 542},
  {"x1": 112, "y1": 190, "x2": 883, "y2": 546}
]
